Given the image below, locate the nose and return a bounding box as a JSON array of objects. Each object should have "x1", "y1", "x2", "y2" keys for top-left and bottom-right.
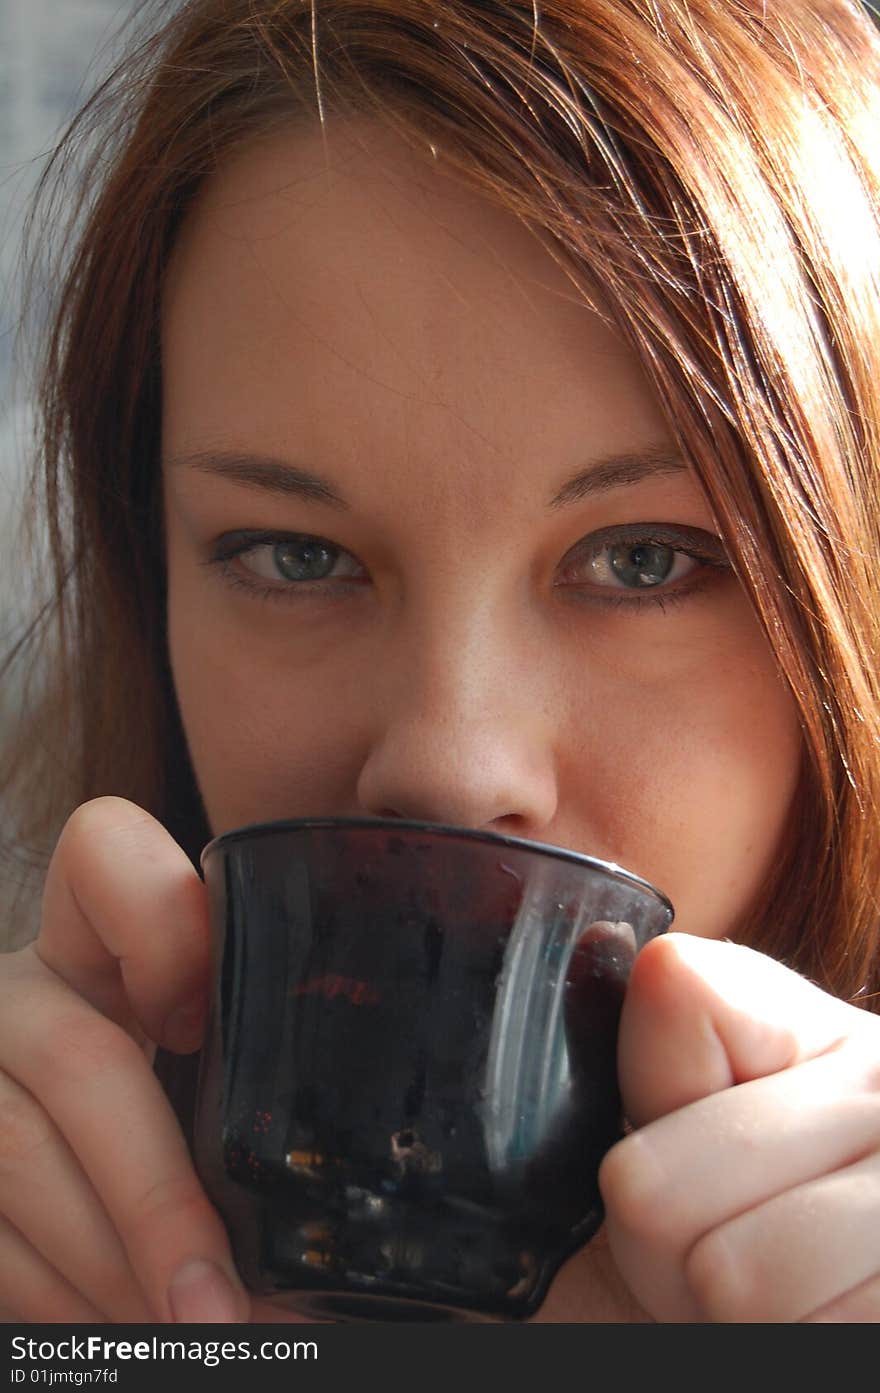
[{"x1": 355, "y1": 606, "x2": 559, "y2": 836}]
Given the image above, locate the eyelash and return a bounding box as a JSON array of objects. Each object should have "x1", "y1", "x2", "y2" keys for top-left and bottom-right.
[
  {"x1": 556, "y1": 524, "x2": 730, "y2": 611},
  {"x1": 206, "y1": 531, "x2": 368, "y2": 607},
  {"x1": 204, "y1": 525, "x2": 731, "y2": 612}
]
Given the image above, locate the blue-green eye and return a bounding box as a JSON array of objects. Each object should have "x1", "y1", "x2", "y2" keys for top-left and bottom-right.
[
  {"x1": 557, "y1": 524, "x2": 730, "y2": 597},
  {"x1": 272, "y1": 539, "x2": 337, "y2": 582},
  {"x1": 234, "y1": 535, "x2": 364, "y2": 584},
  {"x1": 607, "y1": 542, "x2": 678, "y2": 588}
]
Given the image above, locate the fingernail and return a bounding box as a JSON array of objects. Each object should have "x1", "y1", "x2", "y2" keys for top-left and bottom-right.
[{"x1": 168, "y1": 1259, "x2": 243, "y2": 1323}]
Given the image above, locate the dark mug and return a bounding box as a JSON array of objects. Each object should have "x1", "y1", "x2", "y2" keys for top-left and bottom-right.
[{"x1": 193, "y1": 817, "x2": 673, "y2": 1321}]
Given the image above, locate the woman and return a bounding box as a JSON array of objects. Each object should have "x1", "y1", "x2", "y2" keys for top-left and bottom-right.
[{"x1": 1, "y1": 0, "x2": 879, "y2": 1322}]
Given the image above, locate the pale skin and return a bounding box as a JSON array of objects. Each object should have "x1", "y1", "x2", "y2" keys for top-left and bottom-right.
[{"x1": 0, "y1": 121, "x2": 878, "y2": 1323}]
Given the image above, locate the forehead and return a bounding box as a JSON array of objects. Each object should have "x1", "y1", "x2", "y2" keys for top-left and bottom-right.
[
  {"x1": 165, "y1": 118, "x2": 577, "y2": 318},
  {"x1": 161, "y1": 119, "x2": 672, "y2": 512}
]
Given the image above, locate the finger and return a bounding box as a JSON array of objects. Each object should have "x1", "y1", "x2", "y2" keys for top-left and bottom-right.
[
  {"x1": 600, "y1": 1041, "x2": 880, "y2": 1321},
  {"x1": 37, "y1": 797, "x2": 210, "y2": 1052},
  {"x1": 686, "y1": 1150, "x2": 880, "y2": 1322},
  {"x1": 618, "y1": 933, "x2": 857, "y2": 1127},
  {"x1": 0, "y1": 965, "x2": 247, "y2": 1324},
  {"x1": 604, "y1": 1039, "x2": 880, "y2": 1249},
  {"x1": 0, "y1": 1068, "x2": 153, "y2": 1321},
  {"x1": 805, "y1": 1272, "x2": 880, "y2": 1323},
  {"x1": 602, "y1": 937, "x2": 880, "y2": 1325},
  {"x1": 0, "y1": 1213, "x2": 104, "y2": 1322}
]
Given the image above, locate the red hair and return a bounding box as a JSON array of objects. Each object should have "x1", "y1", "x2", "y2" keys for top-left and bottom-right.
[{"x1": 3, "y1": 1, "x2": 880, "y2": 1005}]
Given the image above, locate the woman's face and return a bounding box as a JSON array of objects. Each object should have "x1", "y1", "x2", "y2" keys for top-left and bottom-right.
[{"x1": 162, "y1": 122, "x2": 802, "y2": 941}]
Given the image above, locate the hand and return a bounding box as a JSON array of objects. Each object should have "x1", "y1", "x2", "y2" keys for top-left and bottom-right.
[
  {"x1": 599, "y1": 933, "x2": 880, "y2": 1322},
  {"x1": 0, "y1": 797, "x2": 249, "y2": 1322}
]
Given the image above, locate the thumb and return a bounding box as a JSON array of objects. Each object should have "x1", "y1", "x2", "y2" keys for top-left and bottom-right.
[
  {"x1": 36, "y1": 797, "x2": 211, "y2": 1054},
  {"x1": 619, "y1": 933, "x2": 858, "y2": 1127}
]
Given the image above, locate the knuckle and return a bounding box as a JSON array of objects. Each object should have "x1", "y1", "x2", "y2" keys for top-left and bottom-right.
[
  {"x1": 126, "y1": 1170, "x2": 215, "y2": 1247},
  {"x1": 598, "y1": 1132, "x2": 671, "y2": 1243},
  {"x1": 0, "y1": 1076, "x2": 54, "y2": 1172},
  {"x1": 684, "y1": 1227, "x2": 749, "y2": 1321},
  {"x1": 37, "y1": 1005, "x2": 140, "y2": 1084}
]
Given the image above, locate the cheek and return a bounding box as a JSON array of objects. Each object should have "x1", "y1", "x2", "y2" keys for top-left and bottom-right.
[
  {"x1": 167, "y1": 601, "x2": 367, "y2": 835},
  {"x1": 563, "y1": 642, "x2": 803, "y2": 940}
]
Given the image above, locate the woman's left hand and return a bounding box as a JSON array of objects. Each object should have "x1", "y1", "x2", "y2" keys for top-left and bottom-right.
[{"x1": 599, "y1": 933, "x2": 880, "y2": 1322}]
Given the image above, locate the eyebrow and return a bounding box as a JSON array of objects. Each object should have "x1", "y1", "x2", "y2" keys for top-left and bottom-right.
[
  {"x1": 548, "y1": 446, "x2": 687, "y2": 508},
  {"x1": 168, "y1": 444, "x2": 688, "y2": 510},
  {"x1": 169, "y1": 449, "x2": 349, "y2": 509}
]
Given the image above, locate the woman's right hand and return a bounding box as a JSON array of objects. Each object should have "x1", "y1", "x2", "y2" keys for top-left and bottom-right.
[{"x1": 0, "y1": 796, "x2": 249, "y2": 1323}]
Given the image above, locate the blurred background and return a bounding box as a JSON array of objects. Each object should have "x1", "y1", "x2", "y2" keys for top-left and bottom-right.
[
  {"x1": 1, "y1": 0, "x2": 137, "y2": 627},
  {"x1": 0, "y1": 2, "x2": 139, "y2": 930}
]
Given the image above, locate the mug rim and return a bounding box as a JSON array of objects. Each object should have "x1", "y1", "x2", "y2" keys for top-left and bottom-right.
[{"x1": 200, "y1": 815, "x2": 675, "y2": 920}]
